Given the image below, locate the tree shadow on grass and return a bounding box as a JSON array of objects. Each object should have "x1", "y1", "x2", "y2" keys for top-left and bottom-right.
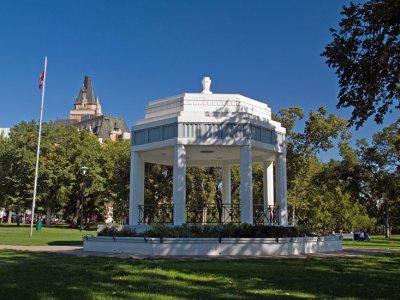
[
  {"x1": 0, "y1": 250, "x2": 399, "y2": 300},
  {"x1": 48, "y1": 241, "x2": 83, "y2": 246}
]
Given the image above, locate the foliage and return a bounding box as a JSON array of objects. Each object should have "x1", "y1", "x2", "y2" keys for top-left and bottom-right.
[
  {"x1": 0, "y1": 120, "x2": 128, "y2": 227},
  {"x1": 0, "y1": 114, "x2": 397, "y2": 236},
  {"x1": 0, "y1": 121, "x2": 37, "y2": 221},
  {"x1": 322, "y1": 0, "x2": 400, "y2": 128},
  {"x1": 97, "y1": 225, "x2": 138, "y2": 237},
  {"x1": 274, "y1": 106, "x2": 350, "y2": 228},
  {"x1": 102, "y1": 139, "x2": 131, "y2": 223},
  {"x1": 356, "y1": 119, "x2": 400, "y2": 238},
  {"x1": 145, "y1": 163, "x2": 173, "y2": 207},
  {"x1": 324, "y1": 120, "x2": 400, "y2": 237},
  {"x1": 98, "y1": 224, "x2": 308, "y2": 238},
  {"x1": 186, "y1": 167, "x2": 220, "y2": 208},
  {"x1": 305, "y1": 160, "x2": 376, "y2": 232},
  {"x1": 39, "y1": 123, "x2": 84, "y2": 226}
]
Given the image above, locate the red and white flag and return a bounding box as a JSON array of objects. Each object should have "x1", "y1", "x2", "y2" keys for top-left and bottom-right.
[{"x1": 38, "y1": 71, "x2": 45, "y2": 90}]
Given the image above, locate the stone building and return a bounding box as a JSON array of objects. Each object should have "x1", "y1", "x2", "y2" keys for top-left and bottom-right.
[
  {"x1": 57, "y1": 75, "x2": 130, "y2": 142},
  {"x1": 69, "y1": 75, "x2": 102, "y2": 122}
]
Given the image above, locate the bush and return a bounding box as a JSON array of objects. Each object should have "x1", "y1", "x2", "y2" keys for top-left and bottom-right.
[
  {"x1": 97, "y1": 224, "x2": 310, "y2": 238},
  {"x1": 97, "y1": 225, "x2": 137, "y2": 237}
]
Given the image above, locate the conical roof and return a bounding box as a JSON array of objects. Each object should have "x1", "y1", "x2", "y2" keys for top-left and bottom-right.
[{"x1": 74, "y1": 75, "x2": 98, "y2": 105}]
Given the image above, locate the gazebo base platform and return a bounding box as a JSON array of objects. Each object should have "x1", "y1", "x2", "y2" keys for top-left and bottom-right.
[{"x1": 83, "y1": 235, "x2": 342, "y2": 257}]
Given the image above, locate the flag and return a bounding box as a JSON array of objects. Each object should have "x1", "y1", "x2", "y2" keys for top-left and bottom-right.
[{"x1": 39, "y1": 71, "x2": 45, "y2": 90}]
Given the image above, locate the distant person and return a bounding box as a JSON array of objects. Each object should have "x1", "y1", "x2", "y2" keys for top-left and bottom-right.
[
  {"x1": 359, "y1": 231, "x2": 365, "y2": 241},
  {"x1": 365, "y1": 230, "x2": 371, "y2": 241}
]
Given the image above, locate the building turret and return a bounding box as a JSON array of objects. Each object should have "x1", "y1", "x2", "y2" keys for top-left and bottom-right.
[{"x1": 69, "y1": 75, "x2": 103, "y2": 122}]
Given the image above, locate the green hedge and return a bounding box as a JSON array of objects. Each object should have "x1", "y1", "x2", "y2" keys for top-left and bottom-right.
[{"x1": 98, "y1": 224, "x2": 314, "y2": 238}]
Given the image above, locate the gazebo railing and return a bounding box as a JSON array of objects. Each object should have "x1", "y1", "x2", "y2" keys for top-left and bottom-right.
[
  {"x1": 137, "y1": 203, "x2": 280, "y2": 225},
  {"x1": 221, "y1": 204, "x2": 241, "y2": 224},
  {"x1": 186, "y1": 203, "x2": 241, "y2": 224},
  {"x1": 138, "y1": 204, "x2": 174, "y2": 224},
  {"x1": 253, "y1": 205, "x2": 280, "y2": 225}
]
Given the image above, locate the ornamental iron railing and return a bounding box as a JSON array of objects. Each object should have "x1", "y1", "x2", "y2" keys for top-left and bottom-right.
[
  {"x1": 185, "y1": 203, "x2": 241, "y2": 224},
  {"x1": 138, "y1": 204, "x2": 174, "y2": 224},
  {"x1": 253, "y1": 205, "x2": 280, "y2": 225},
  {"x1": 137, "y1": 203, "x2": 280, "y2": 225}
]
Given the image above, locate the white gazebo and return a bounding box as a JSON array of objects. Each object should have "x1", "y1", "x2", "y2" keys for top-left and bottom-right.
[{"x1": 129, "y1": 77, "x2": 288, "y2": 226}]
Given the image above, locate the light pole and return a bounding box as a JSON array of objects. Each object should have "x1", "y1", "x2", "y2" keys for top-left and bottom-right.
[{"x1": 80, "y1": 166, "x2": 88, "y2": 231}]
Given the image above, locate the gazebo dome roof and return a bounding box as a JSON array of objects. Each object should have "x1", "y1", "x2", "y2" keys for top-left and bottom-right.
[
  {"x1": 135, "y1": 77, "x2": 282, "y2": 132},
  {"x1": 131, "y1": 77, "x2": 286, "y2": 166}
]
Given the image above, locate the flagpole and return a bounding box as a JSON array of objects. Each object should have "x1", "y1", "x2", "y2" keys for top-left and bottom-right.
[{"x1": 30, "y1": 56, "x2": 47, "y2": 238}]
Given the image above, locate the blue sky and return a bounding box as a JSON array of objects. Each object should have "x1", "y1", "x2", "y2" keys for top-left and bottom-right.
[{"x1": 0, "y1": 0, "x2": 396, "y2": 160}]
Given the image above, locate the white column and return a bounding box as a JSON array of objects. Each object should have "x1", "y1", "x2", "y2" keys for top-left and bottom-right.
[
  {"x1": 275, "y1": 153, "x2": 288, "y2": 226},
  {"x1": 129, "y1": 150, "x2": 144, "y2": 225},
  {"x1": 173, "y1": 144, "x2": 186, "y2": 225},
  {"x1": 263, "y1": 161, "x2": 274, "y2": 206},
  {"x1": 222, "y1": 165, "x2": 231, "y2": 223},
  {"x1": 240, "y1": 145, "x2": 253, "y2": 224}
]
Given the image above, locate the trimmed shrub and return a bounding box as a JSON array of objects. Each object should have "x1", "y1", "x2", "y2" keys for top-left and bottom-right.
[
  {"x1": 97, "y1": 225, "x2": 138, "y2": 237},
  {"x1": 97, "y1": 224, "x2": 313, "y2": 238}
]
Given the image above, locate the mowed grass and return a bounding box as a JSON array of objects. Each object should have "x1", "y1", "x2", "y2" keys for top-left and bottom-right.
[
  {"x1": 1, "y1": 225, "x2": 399, "y2": 299},
  {"x1": 1, "y1": 224, "x2": 400, "y2": 249},
  {"x1": 0, "y1": 224, "x2": 94, "y2": 246},
  {"x1": 0, "y1": 250, "x2": 399, "y2": 299},
  {"x1": 342, "y1": 234, "x2": 400, "y2": 250}
]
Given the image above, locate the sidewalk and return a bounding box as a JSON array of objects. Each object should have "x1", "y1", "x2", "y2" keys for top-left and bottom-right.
[
  {"x1": 0, "y1": 245, "x2": 83, "y2": 254},
  {"x1": 0, "y1": 245, "x2": 398, "y2": 259}
]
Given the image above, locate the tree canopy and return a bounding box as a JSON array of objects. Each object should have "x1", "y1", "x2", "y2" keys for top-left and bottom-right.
[
  {"x1": 322, "y1": 0, "x2": 400, "y2": 128},
  {"x1": 0, "y1": 115, "x2": 398, "y2": 235}
]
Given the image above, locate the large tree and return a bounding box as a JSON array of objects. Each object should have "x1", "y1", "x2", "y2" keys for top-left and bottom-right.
[
  {"x1": 103, "y1": 139, "x2": 131, "y2": 223},
  {"x1": 274, "y1": 106, "x2": 349, "y2": 226},
  {"x1": 332, "y1": 119, "x2": 399, "y2": 237},
  {"x1": 0, "y1": 121, "x2": 37, "y2": 223},
  {"x1": 356, "y1": 119, "x2": 400, "y2": 238},
  {"x1": 322, "y1": 0, "x2": 400, "y2": 128},
  {"x1": 66, "y1": 130, "x2": 106, "y2": 227},
  {"x1": 0, "y1": 120, "x2": 111, "y2": 227}
]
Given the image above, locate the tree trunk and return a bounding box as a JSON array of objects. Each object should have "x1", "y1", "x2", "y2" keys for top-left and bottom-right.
[
  {"x1": 385, "y1": 203, "x2": 391, "y2": 239},
  {"x1": 292, "y1": 206, "x2": 297, "y2": 226},
  {"x1": 7, "y1": 210, "x2": 12, "y2": 224},
  {"x1": 71, "y1": 198, "x2": 81, "y2": 227},
  {"x1": 16, "y1": 210, "x2": 20, "y2": 227},
  {"x1": 46, "y1": 207, "x2": 52, "y2": 227}
]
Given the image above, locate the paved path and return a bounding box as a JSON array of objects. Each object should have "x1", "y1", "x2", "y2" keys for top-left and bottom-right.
[
  {"x1": 0, "y1": 245, "x2": 83, "y2": 254},
  {"x1": 0, "y1": 245, "x2": 398, "y2": 259}
]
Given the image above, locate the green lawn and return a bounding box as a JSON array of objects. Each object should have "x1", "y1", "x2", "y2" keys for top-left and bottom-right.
[
  {"x1": 0, "y1": 224, "x2": 95, "y2": 246},
  {"x1": 0, "y1": 250, "x2": 399, "y2": 299},
  {"x1": 1, "y1": 226, "x2": 399, "y2": 299},
  {"x1": 1, "y1": 224, "x2": 400, "y2": 250},
  {"x1": 342, "y1": 234, "x2": 400, "y2": 250}
]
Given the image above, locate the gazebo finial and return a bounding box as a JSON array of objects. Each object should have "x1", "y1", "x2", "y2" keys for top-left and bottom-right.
[{"x1": 201, "y1": 77, "x2": 212, "y2": 94}]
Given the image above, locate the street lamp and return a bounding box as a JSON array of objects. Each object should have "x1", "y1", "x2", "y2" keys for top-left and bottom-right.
[{"x1": 80, "y1": 166, "x2": 89, "y2": 231}]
